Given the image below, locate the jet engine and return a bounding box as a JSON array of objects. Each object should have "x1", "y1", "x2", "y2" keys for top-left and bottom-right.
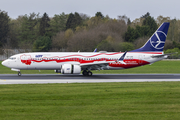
[{"x1": 61, "y1": 64, "x2": 81, "y2": 74}]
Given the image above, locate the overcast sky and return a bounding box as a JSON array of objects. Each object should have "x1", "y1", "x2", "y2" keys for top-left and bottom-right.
[{"x1": 0, "y1": 0, "x2": 179, "y2": 21}]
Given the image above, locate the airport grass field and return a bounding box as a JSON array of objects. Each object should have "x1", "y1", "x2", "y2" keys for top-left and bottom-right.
[
  {"x1": 0, "y1": 82, "x2": 180, "y2": 120},
  {"x1": 0, "y1": 60, "x2": 180, "y2": 74},
  {"x1": 0, "y1": 60, "x2": 180, "y2": 119}
]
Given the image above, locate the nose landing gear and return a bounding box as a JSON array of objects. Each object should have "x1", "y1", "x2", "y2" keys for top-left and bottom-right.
[{"x1": 18, "y1": 72, "x2": 21, "y2": 76}]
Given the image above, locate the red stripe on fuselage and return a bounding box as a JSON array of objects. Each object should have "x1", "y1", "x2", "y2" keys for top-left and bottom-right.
[
  {"x1": 21, "y1": 57, "x2": 150, "y2": 69},
  {"x1": 109, "y1": 59, "x2": 150, "y2": 68}
]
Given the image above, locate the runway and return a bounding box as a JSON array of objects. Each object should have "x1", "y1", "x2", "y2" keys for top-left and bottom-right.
[{"x1": 0, "y1": 74, "x2": 180, "y2": 84}]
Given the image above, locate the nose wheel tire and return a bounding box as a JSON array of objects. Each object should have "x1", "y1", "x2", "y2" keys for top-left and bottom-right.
[{"x1": 18, "y1": 72, "x2": 21, "y2": 76}]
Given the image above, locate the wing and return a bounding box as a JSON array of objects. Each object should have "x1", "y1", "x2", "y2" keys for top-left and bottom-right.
[
  {"x1": 80, "y1": 61, "x2": 110, "y2": 70},
  {"x1": 80, "y1": 51, "x2": 127, "y2": 70}
]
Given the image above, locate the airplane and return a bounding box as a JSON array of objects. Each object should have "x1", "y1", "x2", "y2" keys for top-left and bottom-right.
[{"x1": 2, "y1": 22, "x2": 170, "y2": 76}]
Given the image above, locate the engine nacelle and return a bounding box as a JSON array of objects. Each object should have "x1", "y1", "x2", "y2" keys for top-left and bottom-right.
[{"x1": 61, "y1": 64, "x2": 81, "y2": 74}]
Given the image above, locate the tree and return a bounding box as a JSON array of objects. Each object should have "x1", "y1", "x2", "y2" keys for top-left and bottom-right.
[
  {"x1": 141, "y1": 12, "x2": 150, "y2": 18},
  {"x1": 125, "y1": 13, "x2": 157, "y2": 42},
  {"x1": 119, "y1": 42, "x2": 134, "y2": 51},
  {"x1": 33, "y1": 36, "x2": 51, "y2": 52},
  {"x1": 95, "y1": 12, "x2": 104, "y2": 19},
  {"x1": 66, "y1": 20, "x2": 127, "y2": 52},
  {"x1": 87, "y1": 16, "x2": 103, "y2": 28},
  {"x1": 142, "y1": 15, "x2": 157, "y2": 36},
  {"x1": 74, "y1": 12, "x2": 82, "y2": 27},
  {"x1": 135, "y1": 25, "x2": 149, "y2": 37},
  {"x1": 8, "y1": 19, "x2": 19, "y2": 48},
  {"x1": 0, "y1": 10, "x2": 10, "y2": 47},
  {"x1": 118, "y1": 15, "x2": 131, "y2": 25},
  {"x1": 165, "y1": 48, "x2": 180, "y2": 59},
  {"x1": 66, "y1": 13, "x2": 75, "y2": 30},
  {"x1": 39, "y1": 13, "x2": 51, "y2": 36},
  {"x1": 168, "y1": 19, "x2": 179, "y2": 42},
  {"x1": 66, "y1": 12, "x2": 82, "y2": 30},
  {"x1": 18, "y1": 13, "x2": 40, "y2": 48},
  {"x1": 156, "y1": 15, "x2": 170, "y2": 25},
  {"x1": 50, "y1": 12, "x2": 68, "y2": 34},
  {"x1": 124, "y1": 26, "x2": 140, "y2": 42},
  {"x1": 97, "y1": 40, "x2": 114, "y2": 52}
]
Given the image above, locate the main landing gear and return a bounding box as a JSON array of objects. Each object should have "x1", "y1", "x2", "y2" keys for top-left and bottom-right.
[
  {"x1": 82, "y1": 70, "x2": 92, "y2": 76},
  {"x1": 18, "y1": 71, "x2": 21, "y2": 76}
]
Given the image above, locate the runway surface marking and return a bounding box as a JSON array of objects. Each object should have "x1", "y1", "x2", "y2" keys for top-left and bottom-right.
[
  {"x1": 0, "y1": 74, "x2": 180, "y2": 84},
  {"x1": 0, "y1": 79, "x2": 180, "y2": 84}
]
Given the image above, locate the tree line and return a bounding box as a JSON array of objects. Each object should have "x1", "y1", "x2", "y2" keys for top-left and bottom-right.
[{"x1": 0, "y1": 10, "x2": 180, "y2": 58}]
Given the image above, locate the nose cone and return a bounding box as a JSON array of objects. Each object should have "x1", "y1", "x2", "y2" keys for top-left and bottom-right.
[{"x1": 2, "y1": 60, "x2": 8, "y2": 67}]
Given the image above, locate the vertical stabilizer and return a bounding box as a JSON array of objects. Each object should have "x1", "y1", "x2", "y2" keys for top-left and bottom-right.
[{"x1": 130, "y1": 22, "x2": 170, "y2": 52}]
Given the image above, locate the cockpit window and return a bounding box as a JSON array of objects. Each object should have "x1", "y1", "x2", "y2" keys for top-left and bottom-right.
[{"x1": 9, "y1": 57, "x2": 16, "y2": 60}]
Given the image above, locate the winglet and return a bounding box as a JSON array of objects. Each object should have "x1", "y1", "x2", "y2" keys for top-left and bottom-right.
[
  {"x1": 119, "y1": 51, "x2": 127, "y2": 61},
  {"x1": 93, "y1": 48, "x2": 97, "y2": 52},
  {"x1": 117, "y1": 51, "x2": 127, "y2": 64}
]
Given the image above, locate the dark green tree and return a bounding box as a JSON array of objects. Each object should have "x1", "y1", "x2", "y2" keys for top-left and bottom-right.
[
  {"x1": 142, "y1": 12, "x2": 150, "y2": 18},
  {"x1": 15, "y1": 13, "x2": 40, "y2": 50},
  {"x1": 33, "y1": 36, "x2": 51, "y2": 52},
  {"x1": 66, "y1": 12, "x2": 82, "y2": 30},
  {"x1": 50, "y1": 12, "x2": 68, "y2": 34},
  {"x1": 74, "y1": 12, "x2": 82, "y2": 27},
  {"x1": 135, "y1": 25, "x2": 149, "y2": 37},
  {"x1": 124, "y1": 13, "x2": 157, "y2": 42},
  {"x1": 66, "y1": 13, "x2": 75, "y2": 30},
  {"x1": 142, "y1": 13, "x2": 158, "y2": 36},
  {"x1": 0, "y1": 10, "x2": 10, "y2": 47},
  {"x1": 124, "y1": 26, "x2": 140, "y2": 42},
  {"x1": 97, "y1": 40, "x2": 114, "y2": 52},
  {"x1": 119, "y1": 42, "x2": 134, "y2": 51},
  {"x1": 142, "y1": 17, "x2": 158, "y2": 36},
  {"x1": 165, "y1": 48, "x2": 180, "y2": 59},
  {"x1": 95, "y1": 12, "x2": 104, "y2": 19},
  {"x1": 39, "y1": 13, "x2": 51, "y2": 36},
  {"x1": 19, "y1": 13, "x2": 40, "y2": 43}
]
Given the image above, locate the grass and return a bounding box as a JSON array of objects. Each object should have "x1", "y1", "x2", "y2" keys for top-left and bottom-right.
[
  {"x1": 0, "y1": 60, "x2": 180, "y2": 74},
  {"x1": 0, "y1": 61, "x2": 180, "y2": 119},
  {"x1": 0, "y1": 82, "x2": 180, "y2": 120}
]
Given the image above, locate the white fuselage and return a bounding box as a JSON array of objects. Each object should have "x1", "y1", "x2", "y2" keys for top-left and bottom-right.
[{"x1": 2, "y1": 52, "x2": 167, "y2": 71}]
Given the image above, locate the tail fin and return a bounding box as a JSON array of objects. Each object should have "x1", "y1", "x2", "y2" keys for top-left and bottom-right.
[{"x1": 130, "y1": 22, "x2": 170, "y2": 52}]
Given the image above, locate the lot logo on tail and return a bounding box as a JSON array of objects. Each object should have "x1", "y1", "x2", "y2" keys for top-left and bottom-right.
[{"x1": 150, "y1": 31, "x2": 166, "y2": 49}]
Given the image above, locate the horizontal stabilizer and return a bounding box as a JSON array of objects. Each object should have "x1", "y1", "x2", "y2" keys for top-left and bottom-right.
[{"x1": 151, "y1": 52, "x2": 178, "y2": 58}]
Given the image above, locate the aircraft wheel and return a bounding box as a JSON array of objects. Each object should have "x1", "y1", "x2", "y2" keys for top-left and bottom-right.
[
  {"x1": 87, "y1": 71, "x2": 92, "y2": 76},
  {"x1": 82, "y1": 70, "x2": 88, "y2": 76},
  {"x1": 18, "y1": 72, "x2": 21, "y2": 76}
]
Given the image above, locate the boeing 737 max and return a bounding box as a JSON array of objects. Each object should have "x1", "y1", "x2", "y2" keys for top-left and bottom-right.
[{"x1": 2, "y1": 22, "x2": 170, "y2": 76}]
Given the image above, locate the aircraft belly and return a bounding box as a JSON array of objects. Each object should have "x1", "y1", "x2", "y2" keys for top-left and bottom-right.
[{"x1": 27, "y1": 61, "x2": 61, "y2": 70}]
